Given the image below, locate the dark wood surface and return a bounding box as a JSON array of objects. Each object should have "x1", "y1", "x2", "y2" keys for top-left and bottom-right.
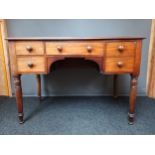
[
  {"x1": 13, "y1": 75, "x2": 24, "y2": 124},
  {"x1": 128, "y1": 75, "x2": 138, "y2": 125},
  {"x1": 6, "y1": 37, "x2": 145, "y2": 41},
  {"x1": 36, "y1": 74, "x2": 41, "y2": 100}
]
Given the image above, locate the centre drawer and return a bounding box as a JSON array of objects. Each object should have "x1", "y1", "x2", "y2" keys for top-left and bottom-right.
[
  {"x1": 46, "y1": 41, "x2": 104, "y2": 56},
  {"x1": 17, "y1": 57, "x2": 45, "y2": 73}
]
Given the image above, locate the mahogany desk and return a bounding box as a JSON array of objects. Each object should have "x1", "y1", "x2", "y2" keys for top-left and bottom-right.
[{"x1": 7, "y1": 37, "x2": 144, "y2": 124}]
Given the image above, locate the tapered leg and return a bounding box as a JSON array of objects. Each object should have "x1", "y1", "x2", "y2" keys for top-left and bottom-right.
[
  {"x1": 113, "y1": 75, "x2": 118, "y2": 98},
  {"x1": 13, "y1": 75, "x2": 24, "y2": 124},
  {"x1": 36, "y1": 74, "x2": 41, "y2": 100},
  {"x1": 128, "y1": 75, "x2": 138, "y2": 125}
]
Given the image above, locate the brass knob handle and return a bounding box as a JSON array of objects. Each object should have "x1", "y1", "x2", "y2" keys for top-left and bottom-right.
[
  {"x1": 117, "y1": 61, "x2": 124, "y2": 68},
  {"x1": 118, "y1": 45, "x2": 124, "y2": 52},
  {"x1": 26, "y1": 46, "x2": 33, "y2": 52},
  {"x1": 27, "y1": 62, "x2": 34, "y2": 68},
  {"x1": 57, "y1": 46, "x2": 63, "y2": 52},
  {"x1": 87, "y1": 46, "x2": 93, "y2": 53}
]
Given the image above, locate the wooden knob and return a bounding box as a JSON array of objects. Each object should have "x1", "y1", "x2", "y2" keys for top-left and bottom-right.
[
  {"x1": 26, "y1": 46, "x2": 33, "y2": 52},
  {"x1": 57, "y1": 46, "x2": 63, "y2": 52},
  {"x1": 27, "y1": 62, "x2": 34, "y2": 68},
  {"x1": 118, "y1": 45, "x2": 124, "y2": 52},
  {"x1": 117, "y1": 61, "x2": 124, "y2": 68},
  {"x1": 87, "y1": 46, "x2": 93, "y2": 53}
]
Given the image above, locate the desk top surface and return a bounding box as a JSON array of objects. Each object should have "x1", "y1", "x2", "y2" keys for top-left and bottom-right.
[{"x1": 6, "y1": 37, "x2": 145, "y2": 41}]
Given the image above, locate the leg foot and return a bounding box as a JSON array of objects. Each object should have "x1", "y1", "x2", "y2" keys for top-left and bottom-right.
[
  {"x1": 128, "y1": 113, "x2": 135, "y2": 125},
  {"x1": 18, "y1": 113, "x2": 24, "y2": 124}
]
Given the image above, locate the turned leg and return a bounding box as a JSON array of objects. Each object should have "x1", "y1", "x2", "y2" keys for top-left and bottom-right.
[
  {"x1": 128, "y1": 75, "x2": 138, "y2": 125},
  {"x1": 113, "y1": 74, "x2": 118, "y2": 98},
  {"x1": 13, "y1": 75, "x2": 24, "y2": 124},
  {"x1": 36, "y1": 74, "x2": 41, "y2": 100}
]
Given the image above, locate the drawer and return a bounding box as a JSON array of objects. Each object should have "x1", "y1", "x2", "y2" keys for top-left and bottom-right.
[
  {"x1": 104, "y1": 57, "x2": 134, "y2": 73},
  {"x1": 17, "y1": 57, "x2": 45, "y2": 73},
  {"x1": 106, "y1": 42, "x2": 136, "y2": 57},
  {"x1": 46, "y1": 41, "x2": 104, "y2": 56},
  {"x1": 15, "y1": 41, "x2": 44, "y2": 55}
]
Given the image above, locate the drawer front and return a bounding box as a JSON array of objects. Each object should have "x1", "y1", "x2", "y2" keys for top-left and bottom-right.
[
  {"x1": 17, "y1": 57, "x2": 45, "y2": 73},
  {"x1": 104, "y1": 57, "x2": 134, "y2": 73},
  {"x1": 46, "y1": 41, "x2": 104, "y2": 56},
  {"x1": 106, "y1": 42, "x2": 136, "y2": 57},
  {"x1": 15, "y1": 41, "x2": 44, "y2": 55}
]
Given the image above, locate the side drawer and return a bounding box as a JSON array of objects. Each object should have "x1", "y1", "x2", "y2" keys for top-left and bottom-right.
[
  {"x1": 17, "y1": 57, "x2": 45, "y2": 73},
  {"x1": 106, "y1": 41, "x2": 136, "y2": 57},
  {"x1": 104, "y1": 57, "x2": 134, "y2": 73},
  {"x1": 15, "y1": 41, "x2": 44, "y2": 55}
]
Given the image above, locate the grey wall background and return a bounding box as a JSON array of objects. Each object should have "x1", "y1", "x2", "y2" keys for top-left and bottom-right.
[{"x1": 6, "y1": 19, "x2": 151, "y2": 96}]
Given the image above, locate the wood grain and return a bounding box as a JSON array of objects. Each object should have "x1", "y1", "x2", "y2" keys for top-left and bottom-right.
[
  {"x1": 104, "y1": 57, "x2": 134, "y2": 73},
  {"x1": 9, "y1": 42, "x2": 18, "y2": 75},
  {"x1": 0, "y1": 20, "x2": 12, "y2": 96},
  {"x1": 128, "y1": 75, "x2": 138, "y2": 125},
  {"x1": 36, "y1": 74, "x2": 41, "y2": 100},
  {"x1": 6, "y1": 37, "x2": 145, "y2": 41},
  {"x1": 0, "y1": 23, "x2": 7, "y2": 95},
  {"x1": 15, "y1": 41, "x2": 44, "y2": 55},
  {"x1": 147, "y1": 19, "x2": 155, "y2": 98},
  {"x1": 17, "y1": 56, "x2": 45, "y2": 73},
  {"x1": 46, "y1": 41, "x2": 104, "y2": 56},
  {"x1": 105, "y1": 41, "x2": 136, "y2": 57},
  {"x1": 13, "y1": 75, "x2": 24, "y2": 124},
  {"x1": 133, "y1": 40, "x2": 142, "y2": 76}
]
